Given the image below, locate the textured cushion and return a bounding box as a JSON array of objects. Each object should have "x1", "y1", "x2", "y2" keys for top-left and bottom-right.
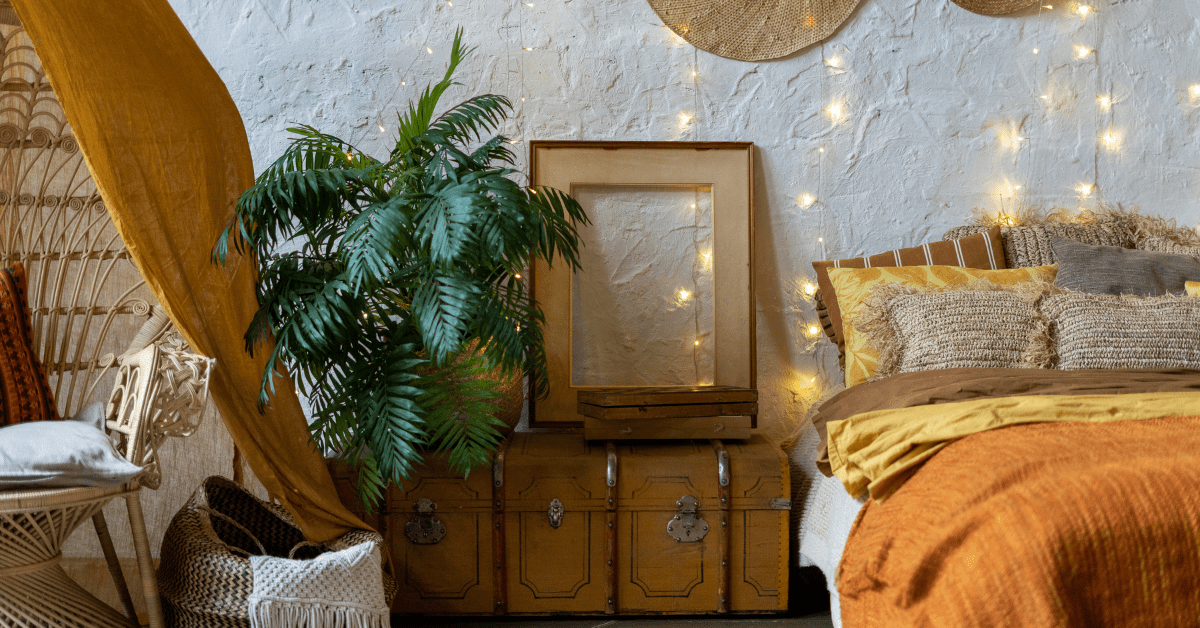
[
  {"x1": 1042, "y1": 292, "x2": 1200, "y2": 370},
  {"x1": 1140, "y1": 235, "x2": 1200, "y2": 258},
  {"x1": 0, "y1": 420, "x2": 141, "y2": 488},
  {"x1": 1051, "y1": 238, "x2": 1200, "y2": 297},
  {"x1": 859, "y1": 283, "x2": 1046, "y2": 380},
  {"x1": 943, "y1": 223, "x2": 1131, "y2": 268},
  {"x1": 812, "y1": 226, "x2": 1005, "y2": 365},
  {"x1": 1188, "y1": 281, "x2": 1200, "y2": 297},
  {"x1": 827, "y1": 264, "x2": 1058, "y2": 386},
  {"x1": 0, "y1": 264, "x2": 59, "y2": 426}
]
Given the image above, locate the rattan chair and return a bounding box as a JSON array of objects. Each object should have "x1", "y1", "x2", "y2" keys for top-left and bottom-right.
[{"x1": 0, "y1": 15, "x2": 215, "y2": 628}]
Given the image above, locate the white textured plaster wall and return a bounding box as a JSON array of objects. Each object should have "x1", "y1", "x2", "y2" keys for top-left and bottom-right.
[{"x1": 169, "y1": 0, "x2": 1200, "y2": 443}]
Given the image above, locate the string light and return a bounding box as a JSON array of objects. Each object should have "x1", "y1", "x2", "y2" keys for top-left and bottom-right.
[
  {"x1": 690, "y1": 203, "x2": 697, "y2": 209},
  {"x1": 1032, "y1": 48, "x2": 1039, "y2": 54},
  {"x1": 377, "y1": 124, "x2": 386, "y2": 132},
  {"x1": 401, "y1": 80, "x2": 407, "y2": 85},
  {"x1": 1075, "y1": 45, "x2": 1092, "y2": 59},
  {"x1": 1101, "y1": 130, "x2": 1118, "y2": 149},
  {"x1": 827, "y1": 103, "x2": 844, "y2": 123},
  {"x1": 694, "y1": 340, "x2": 701, "y2": 346},
  {"x1": 1098, "y1": 95, "x2": 1111, "y2": 108},
  {"x1": 1190, "y1": 85, "x2": 1200, "y2": 97},
  {"x1": 827, "y1": 56, "x2": 841, "y2": 68},
  {"x1": 1042, "y1": 4, "x2": 1053, "y2": 7},
  {"x1": 678, "y1": 289, "x2": 691, "y2": 301},
  {"x1": 802, "y1": 282, "x2": 817, "y2": 296},
  {"x1": 524, "y1": 47, "x2": 533, "y2": 51},
  {"x1": 426, "y1": 46, "x2": 433, "y2": 54},
  {"x1": 514, "y1": 273, "x2": 522, "y2": 279},
  {"x1": 798, "y1": 194, "x2": 815, "y2": 209},
  {"x1": 1077, "y1": 4, "x2": 1091, "y2": 17},
  {"x1": 1078, "y1": 183, "x2": 1094, "y2": 196},
  {"x1": 807, "y1": 324, "x2": 820, "y2": 336},
  {"x1": 818, "y1": 147, "x2": 825, "y2": 153},
  {"x1": 679, "y1": 112, "x2": 693, "y2": 125}
]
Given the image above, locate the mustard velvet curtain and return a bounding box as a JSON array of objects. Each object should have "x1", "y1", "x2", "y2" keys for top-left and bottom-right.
[{"x1": 12, "y1": 0, "x2": 364, "y2": 542}]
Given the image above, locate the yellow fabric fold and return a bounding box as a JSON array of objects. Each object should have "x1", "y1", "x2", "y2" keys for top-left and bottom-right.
[
  {"x1": 12, "y1": 0, "x2": 365, "y2": 541},
  {"x1": 828, "y1": 391, "x2": 1200, "y2": 502}
]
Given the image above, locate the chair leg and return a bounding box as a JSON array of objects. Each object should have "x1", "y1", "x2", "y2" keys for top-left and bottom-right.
[
  {"x1": 125, "y1": 491, "x2": 165, "y2": 628},
  {"x1": 92, "y1": 510, "x2": 140, "y2": 621}
]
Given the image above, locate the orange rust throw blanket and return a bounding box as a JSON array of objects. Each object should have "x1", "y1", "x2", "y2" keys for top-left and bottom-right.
[{"x1": 840, "y1": 414, "x2": 1200, "y2": 628}]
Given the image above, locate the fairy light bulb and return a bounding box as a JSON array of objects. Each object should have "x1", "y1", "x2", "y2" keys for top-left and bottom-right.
[
  {"x1": 514, "y1": 273, "x2": 522, "y2": 279},
  {"x1": 524, "y1": 47, "x2": 533, "y2": 51},
  {"x1": 1077, "y1": 4, "x2": 1091, "y2": 17},
  {"x1": 827, "y1": 56, "x2": 841, "y2": 68},
  {"x1": 818, "y1": 147, "x2": 825, "y2": 153},
  {"x1": 1098, "y1": 95, "x2": 1111, "y2": 108},
  {"x1": 807, "y1": 325, "x2": 820, "y2": 335},
  {"x1": 694, "y1": 340, "x2": 701, "y2": 346},
  {"x1": 426, "y1": 46, "x2": 433, "y2": 54},
  {"x1": 798, "y1": 194, "x2": 815, "y2": 209},
  {"x1": 1075, "y1": 45, "x2": 1091, "y2": 59},
  {"x1": 827, "y1": 103, "x2": 844, "y2": 122},
  {"x1": 679, "y1": 112, "x2": 693, "y2": 125},
  {"x1": 1101, "y1": 131, "x2": 1118, "y2": 148},
  {"x1": 377, "y1": 124, "x2": 386, "y2": 132},
  {"x1": 1032, "y1": 48, "x2": 1039, "y2": 54},
  {"x1": 1190, "y1": 85, "x2": 1200, "y2": 97},
  {"x1": 1078, "y1": 183, "x2": 1094, "y2": 196},
  {"x1": 802, "y1": 282, "x2": 817, "y2": 296},
  {"x1": 679, "y1": 289, "x2": 691, "y2": 301}
]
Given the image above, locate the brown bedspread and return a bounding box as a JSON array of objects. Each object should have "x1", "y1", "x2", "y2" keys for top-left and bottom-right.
[
  {"x1": 813, "y1": 367, "x2": 1200, "y2": 474},
  {"x1": 839, "y1": 413, "x2": 1200, "y2": 628}
]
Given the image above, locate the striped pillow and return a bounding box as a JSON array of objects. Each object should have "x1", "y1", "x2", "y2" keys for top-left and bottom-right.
[{"x1": 812, "y1": 226, "x2": 1005, "y2": 364}]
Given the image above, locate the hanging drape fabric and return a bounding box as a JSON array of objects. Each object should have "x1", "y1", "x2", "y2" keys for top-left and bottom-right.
[{"x1": 11, "y1": 0, "x2": 365, "y2": 542}]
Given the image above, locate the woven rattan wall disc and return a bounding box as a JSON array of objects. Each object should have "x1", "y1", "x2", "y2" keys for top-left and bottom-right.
[
  {"x1": 951, "y1": 0, "x2": 1039, "y2": 15},
  {"x1": 647, "y1": 0, "x2": 865, "y2": 61}
]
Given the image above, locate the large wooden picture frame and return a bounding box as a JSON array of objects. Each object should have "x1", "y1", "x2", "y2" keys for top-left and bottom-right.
[{"x1": 529, "y1": 141, "x2": 756, "y2": 428}]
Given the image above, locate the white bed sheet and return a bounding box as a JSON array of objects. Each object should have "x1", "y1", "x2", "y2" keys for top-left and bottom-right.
[{"x1": 791, "y1": 424, "x2": 866, "y2": 628}]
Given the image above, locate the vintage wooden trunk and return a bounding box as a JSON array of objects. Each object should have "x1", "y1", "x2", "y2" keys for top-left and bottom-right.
[{"x1": 328, "y1": 433, "x2": 790, "y2": 615}]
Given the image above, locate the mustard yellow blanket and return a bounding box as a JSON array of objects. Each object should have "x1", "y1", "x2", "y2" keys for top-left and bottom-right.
[{"x1": 828, "y1": 391, "x2": 1200, "y2": 501}]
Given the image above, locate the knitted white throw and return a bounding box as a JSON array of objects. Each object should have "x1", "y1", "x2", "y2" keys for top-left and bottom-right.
[{"x1": 248, "y1": 541, "x2": 388, "y2": 628}]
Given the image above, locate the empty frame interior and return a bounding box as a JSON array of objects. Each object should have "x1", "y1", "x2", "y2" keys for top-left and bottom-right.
[{"x1": 530, "y1": 142, "x2": 755, "y2": 427}]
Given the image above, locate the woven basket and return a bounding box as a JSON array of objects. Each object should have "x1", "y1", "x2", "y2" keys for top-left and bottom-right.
[{"x1": 157, "y1": 476, "x2": 397, "y2": 628}]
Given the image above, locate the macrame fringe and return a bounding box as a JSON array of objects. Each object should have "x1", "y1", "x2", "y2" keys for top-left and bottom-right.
[
  {"x1": 969, "y1": 203, "x2": 1200, "y2": 249},
  {"x1": 248, "y1": 599, "x2": 389, "y2": 628}
]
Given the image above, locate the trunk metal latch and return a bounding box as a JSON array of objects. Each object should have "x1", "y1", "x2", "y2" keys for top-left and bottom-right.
[
  {"x1": 405, "y1": 498, "x2": 446, "y2": 545},
  {"x1": 667, "y1": 495, "x2": 709, "y2": 542},
  {"x1": 548, "y1": 498, "x2": 565, "y2": 529}
]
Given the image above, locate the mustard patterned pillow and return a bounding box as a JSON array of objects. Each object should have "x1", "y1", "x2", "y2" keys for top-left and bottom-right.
[
  {"x1": 1188, "y1": 281, "x2": 1200, "y2": 297},
  {"x1": 827, "y1": 264, "x2": 1058, "y2": 386}
]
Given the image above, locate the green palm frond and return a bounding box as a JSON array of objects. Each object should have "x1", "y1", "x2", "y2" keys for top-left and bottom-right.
[{"x1": 213, "y1": 27, "x2": 588, "y2": 512}]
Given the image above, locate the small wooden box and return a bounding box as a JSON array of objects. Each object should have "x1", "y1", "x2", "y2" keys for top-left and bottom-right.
[
  {"x1": 577, "y1": 386, "x2": 757, "y2": 440},
  {"x1": 327, "y1": 432, "x2": 789, "y2": 616}
]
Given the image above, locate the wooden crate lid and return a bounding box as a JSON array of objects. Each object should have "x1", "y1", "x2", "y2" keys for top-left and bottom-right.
[{"x1": 577, "y1": 385, "x2": 757, "y2": 408}]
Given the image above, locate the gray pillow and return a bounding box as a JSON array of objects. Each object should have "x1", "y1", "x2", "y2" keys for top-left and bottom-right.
[
  {"x1": 0, "y1": 420, "x2": 142, "y2": 488},
  {"x1": 1051, "y1": 238, "x2": 1200, "y2": 296}
]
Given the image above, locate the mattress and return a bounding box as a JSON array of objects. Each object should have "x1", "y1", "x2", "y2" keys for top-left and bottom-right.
[{"x1": 790, "y1": 423, "x2": 864, "y2": 628}]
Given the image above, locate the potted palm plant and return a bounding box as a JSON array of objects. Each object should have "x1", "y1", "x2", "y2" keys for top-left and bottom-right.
[{"x1": 214, "y1": 30, "x2": 588, "y2": 508}]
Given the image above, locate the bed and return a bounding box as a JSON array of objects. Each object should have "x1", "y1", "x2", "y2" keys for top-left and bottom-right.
[{"x1": 790, "y1": 210, "x2": 1200, "y2": 627}]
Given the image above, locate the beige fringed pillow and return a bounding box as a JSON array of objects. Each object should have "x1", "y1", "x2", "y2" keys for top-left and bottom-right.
[
  {"x1": 943, "y1": 223, "x2": 1132, "y2": 268},
  {"x1": 859, "y1": 281, "x2": 1052, "y2": 380},
  {"x1": 1042, "y1": 292, "x2": 1200, "y2": 370}
]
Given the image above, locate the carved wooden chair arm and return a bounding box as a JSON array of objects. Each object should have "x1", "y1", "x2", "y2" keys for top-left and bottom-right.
[{"x1": 104, "y1": 336, "x2": 215, "y2": 490}]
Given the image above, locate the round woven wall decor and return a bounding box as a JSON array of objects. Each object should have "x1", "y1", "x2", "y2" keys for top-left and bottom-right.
[
  {"x1": 647, "y1": 0, "x2": 866, "y2": 62},
  {"x1": 951, "y1": 0, "x2": 1040, "y2": 15}
]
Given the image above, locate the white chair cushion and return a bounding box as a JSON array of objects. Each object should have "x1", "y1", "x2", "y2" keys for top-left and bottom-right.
[{"x1": 0, "y1": 419, "x2": 142, "y2": 488}]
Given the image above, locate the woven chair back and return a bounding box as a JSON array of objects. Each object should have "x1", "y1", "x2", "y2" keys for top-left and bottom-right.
[{"x1": 0, "y1": 16, "x2": 159, "y2": 418}]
